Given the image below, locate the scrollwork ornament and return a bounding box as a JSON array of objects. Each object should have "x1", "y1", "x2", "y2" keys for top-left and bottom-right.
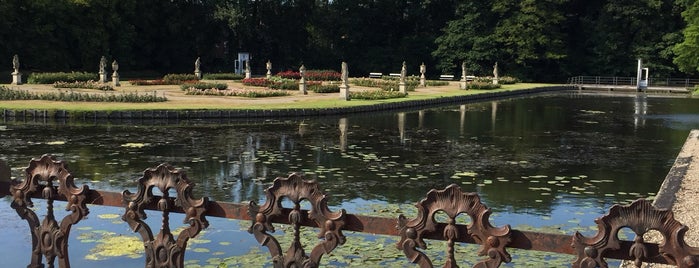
[
  {"x1": 247, "y1": 173, "x2": 346, "y2": 268},
  {"x1": 11, "y1": 154, "x2": 89, "y2": 268},
  {"x1": 571, "y1": 199, "x2": 699, "y2": 268},
  {"x1": 396, "y1": 184, "x2": 512, "y2": 268},
  {"x1": 122, "y1": 164, "x2": 208, "y2": 268}
]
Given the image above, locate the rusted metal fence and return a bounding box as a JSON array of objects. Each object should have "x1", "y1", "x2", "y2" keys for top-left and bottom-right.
[{"x1": 1, "y1": 154, "x2": 698, "y2": 268}]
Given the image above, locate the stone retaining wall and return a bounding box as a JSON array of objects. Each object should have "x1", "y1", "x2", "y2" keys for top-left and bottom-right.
[{"x1": 1, "y1": 87, "x2": 566, "y2": 121}]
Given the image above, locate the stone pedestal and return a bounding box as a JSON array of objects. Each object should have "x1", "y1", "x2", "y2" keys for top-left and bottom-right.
[
  {"x1": 266, "y1": 70, "x2": 271, "y2": 79},
  {"x1": 460, "y1": 80, "x2": 467, "y2": 90},
  {"x1": 339, "y1": 84, "x2": 350, "y2": 100},
  {"x1": 99, "y1": 72, "x2": 107, "y2": 83},
  {"x1": 245, "y1": 70, "x2": 251, "y2": 79},
  {"x1": 112, "y1": 72, "x2": 120, "y2": 87},
  {"x1": 299, "y1": 77, "x2": 307, "y2": 95},
  {"x1": 420, "y1": 74, "x2": 426, "y2": 87},
  {"x1": 493, "y1": 78, "x2": 499, "y2": 85},
  {"x1": 399, "y1": 82, "x2": 407, "y2": 94},
  {"x1": 11, "y1": 72, "x2": 22, "y2": 85},
  {"x1": 195, "y1": 71, "x2": 202, "y2": 80}
]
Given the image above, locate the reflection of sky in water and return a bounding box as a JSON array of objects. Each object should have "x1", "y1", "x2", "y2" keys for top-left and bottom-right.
[{"x1": 2, "y1": 93, "x2": 699, "y2": 266}]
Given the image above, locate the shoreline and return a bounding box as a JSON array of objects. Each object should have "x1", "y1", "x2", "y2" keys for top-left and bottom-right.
[{"x1": 2, "y1": 86, "x2": 566, "y2": 120}]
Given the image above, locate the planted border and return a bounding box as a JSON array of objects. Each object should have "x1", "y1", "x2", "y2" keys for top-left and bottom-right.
[
  {"x1": 0, "y1": 86, "x2": 166, "y2": 102},
  {"x1": 28, "y1": 72, "x2": 97, "y2": 84}
]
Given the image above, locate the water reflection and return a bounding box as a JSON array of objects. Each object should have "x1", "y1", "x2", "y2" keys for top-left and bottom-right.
[{"x1": 1, "y1": 93, "x2": 699, "y2": 229}]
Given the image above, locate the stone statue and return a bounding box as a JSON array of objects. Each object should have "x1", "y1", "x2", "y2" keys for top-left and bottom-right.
[
  {"x1": 12, "y1": 54, "x2": 19, "y2": 73},
  {"x1": 493, "y1": 62, "x2": 499, "y2": 78},
  {"x1": 401, "y1": 61, "x2": 407, "y2": 78},
  {"x1": 245, "y1": 60, "x2": 250, "y2": 72},
  {"x1": 99, "y1": 56, "x2": 107, "y2": 74},
  {"x1": 195, "y1": 57, "x2": 201, "y2": 72},
  {"x1": 299, "y1": 64, "x2": 306, "y2": 76},
  {"x1": 461, "y1": 61, "x2": 467, "y2": 80},
  {"x1": 266, "y1": 60, "x2": 272, "y2": 71},
  {"x1": 299, "y1": 65, "x2": 307, "y2": 95},
  {"x1": 420, "y1": 62, "x2": 426, "y2": 75},
  {"x1": 112, "y1": 60, "x2": 119, "y2": 72},
  {"x1": 341, "y1": 61, "x2": 348, "y2": 84}
]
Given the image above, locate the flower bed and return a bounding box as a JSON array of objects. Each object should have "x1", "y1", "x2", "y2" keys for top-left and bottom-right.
[
  {"x1": 350, "y1": 89, "x2": 407, "y2": 100},
  {"x1": 53, "y1": 80, "x2": 114, "y2": 91},
  {"x1": 202, "y1": 73, "x2": 245, "y2": 80},
  {"x1": 0, "y1": 86, "x2": 166, "y2": 102},
  {"x1": 276, "y1": 70, "x2": 341, "y2": 81},
  {"x1": 184, "y1": 88, "x2": 290, "y2": 98},
  {"x1": 28, "y1": 72, "x2": 97, "y2": 84},
  {"x1": 180, "y1": 82, "x2": 228, "y2": 91}
]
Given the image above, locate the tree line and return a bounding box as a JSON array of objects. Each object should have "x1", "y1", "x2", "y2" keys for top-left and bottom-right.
[{"x1": 0, "y1": 0, "x2": 697, "y2": 82}]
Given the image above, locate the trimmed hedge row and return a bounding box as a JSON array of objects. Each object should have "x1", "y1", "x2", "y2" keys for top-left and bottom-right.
[
  {"x1": 28, "y1": 72, "x2": 97, "y2": 84},
  {"x1": 0, "y1": 86, "x2": 166, "y2": 102},
  {"x1": 53, "y1": 81, "x2": 114, "y2": 91},
  {"x1": 202, "y1": 73, "x2": 245, "y2": 80}
]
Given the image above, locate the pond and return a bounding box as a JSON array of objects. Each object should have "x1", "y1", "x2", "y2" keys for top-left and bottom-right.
[{"x1": 1, "y1": 91, "x2": 698, "y2": 266}]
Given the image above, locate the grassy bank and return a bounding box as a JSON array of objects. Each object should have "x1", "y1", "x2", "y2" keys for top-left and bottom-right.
[{"x1": 0, "y1": 82, "x2": 557, "y2": 111}]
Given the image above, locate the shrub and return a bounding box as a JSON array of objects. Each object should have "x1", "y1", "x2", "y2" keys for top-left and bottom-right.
[
  {"x1": 163, "y1": 73, "x2": 198, "y2": 84},
  {"x1": 28, "y1": 72, "x2": 97, "y2": 84},
  {"x1": 130, "y1": 79, "x2": 169, "y2": 86},
  {"x1": 425, "y1": 80, "x2": 449, "y2": 86},
  {"x1": 350, "y1": 89, "x2": 407, "y2": 100},
  {"x1": 180, "y1": 82, "x2": 228, "y2": 91},
  {"x1": 202, "y1": 73, "x2": 245, "y2": 80},
  {"x1": 0, "y1": 86, "x2": 166, "y2": 102},
  {"x1": 268, "y1": 76, "x2": 298, "y2": 90},
  {"x1": 499, "y1": 76, "x2": 519, "y2": 84},
  {"x1": 184, "y1": 88, "x2": 291, "y2": 98},
  {"x1": 276, "y1": 70, "x2": 301, "y2": 80},
  {"x1": 241, "y1": 78, "x2": 268, "y2": 87},
  {"x1": 53, "y1": 80, "x2": 114, "y2": 91},
  {"x1": 310, "y1": 84, "x2": 340, "y2": 93},
  {"x1": 306, "y1": 70, "x2": 341, "y2": 81},
  {"x1": 350, "y1": 78, "x2": 417, "y2": 91},
  {"x1": 466, "y1": 82, "x2": 502, "y2": 90}
]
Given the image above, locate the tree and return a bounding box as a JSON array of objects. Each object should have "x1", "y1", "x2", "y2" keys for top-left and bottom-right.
[{"x1": 674, "y1": 0, "x2": 699, "y2": 74}]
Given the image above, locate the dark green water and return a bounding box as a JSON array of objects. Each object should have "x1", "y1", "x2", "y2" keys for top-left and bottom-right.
[{"x1": 2, "y1": 92, "x2": 698, "y2": 266}]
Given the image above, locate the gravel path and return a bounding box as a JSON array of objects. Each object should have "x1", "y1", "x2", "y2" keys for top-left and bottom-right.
[{"x1": 621, "y1": 130, "x2": 699, "y2": 267}]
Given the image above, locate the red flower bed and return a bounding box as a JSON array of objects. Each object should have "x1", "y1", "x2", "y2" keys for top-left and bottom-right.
[
  {"x1": 276, "y1": 70, "x2": 301, "y2": 80},
  {"x1": 241, "y1": 78, "x2": 269, "y2": 87},
  {"x1": 306, "y1": 70, "x2": 341, "y2": 81}
]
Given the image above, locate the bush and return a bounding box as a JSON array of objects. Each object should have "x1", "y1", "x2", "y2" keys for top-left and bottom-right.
[
  {"x1": 53, "y1": 80, "x2": 114, "y2": 91},
  {"x1": 241, "y1": 78, "x2": 268, "y2": 87},
  {"x1": 499, "y1": 76, "x2": 519, "y2": 84},
  {"x1": 202, "y1": 73, "x2": 245, "y2": 80},
  {"x1": 425, "y1": 80, "x2": 449, "y2": 86},
  {"x1": 130, "y1": 79, "x2": 169, "y2": 86},
  {"x1": 350, "y1": 78, "x2": 418, "y2": 91},
  {"x1": 466, "y1": 82, "x2": 502, "y2": 90},
  {"x1": 276, "y1": 70, "x2": 301, "y2": 80},
  {"x1": 0, "y1": 86, "x2": 166, "y2": 102},
  {"x1": 306, "y1": 70, "x2": 341, "y2": 81},
  {"x1": 350, "y1": 89, "x2": 407, "y2": 100},
  {"x1": 162, "y1": 73, "x2": 198, "y2": 84},
  {"x1": 28, "y1": 72, "x2": 97, "y2": 84},
  {"x1": 180, "y1": 82, "x2": 228, "y2": 90},
  {"x1": 310, "y1": 84, "x2": 340, "y2": 93},
  {"x1": 184, "y1": 88, "x2": 291, "y2": 98}
]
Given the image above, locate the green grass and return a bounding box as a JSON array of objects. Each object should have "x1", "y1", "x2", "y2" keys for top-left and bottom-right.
[{"x1": 0, "y1": 83, "x2": 559, "y2": 111}]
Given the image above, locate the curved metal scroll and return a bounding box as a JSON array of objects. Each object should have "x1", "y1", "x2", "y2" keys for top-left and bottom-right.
[
  {"x1": 247, "y1": 173, "x2": 347, "y2": 268},
  {"x1": 122, "y1": 164, "x2": 209, "y2": 268},
  {"x1": 572, "y1": 199, "x2": 699, "y2": 268},
  {"x1": 11, "y1": 154, "x2": 89, "y2": 268},
  {"x1": 397, "y1": 184, "x2": 512, "y2": 268}
]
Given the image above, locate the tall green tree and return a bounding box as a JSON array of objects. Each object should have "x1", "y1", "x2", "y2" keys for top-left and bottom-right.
[{"x1": 674, "y1": 0, "x2": 699, "y2": 74}]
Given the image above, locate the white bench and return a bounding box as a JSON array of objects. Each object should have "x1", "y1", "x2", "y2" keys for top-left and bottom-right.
[
  {"x1": 369, "y1": 72, "x2": 382, "y2": 78},
  {"x1": 439, "y1": 75, "x2": 455, "y2": 81},
  {"x1": 389, "y1": 73, "x2": 401, "y2": 78}
]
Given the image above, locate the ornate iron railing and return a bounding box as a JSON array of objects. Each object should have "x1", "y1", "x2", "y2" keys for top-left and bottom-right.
[{"x1": 1, "y1": 154, "x2": 698, "y2": 268}]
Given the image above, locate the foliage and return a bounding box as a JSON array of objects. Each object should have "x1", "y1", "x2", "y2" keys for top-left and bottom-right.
[
  {"x1": 276, "y1": 70, "x2": 301, "y2": 80},
  {"x1": 466, "y1": 82, "x2": 502, "y2": 90},
  {"x1": 184, "y1": 88, "x2": 290, "y2": 98},
  {"x1": 425, "y1": 80, "x2": 449, "y2": 86},
  {"x1": 162, "y1": 73, "x2": 198, "y2": 84},
  {"x1": 310, "y1": 84, "x2": 340, "y2": 93},
  {"x1": 202, "y1": 73, "x2": 245, "y2": 80},
  {"x1": 180, "y1": 82, "x2": 228, "y2": 91},
  {"x1": 350, "y1": 78, "x2": 418, "y2": 91},
  {"x1": 53, "y1": 80, "x2": 114, "y2": 91},
  {"x1": 499, "y1": 76, "x2": 520, "y2": 85},
  {"x1": 129, "y1": 80, "x2": 169, "y2": 86},
  {"x1": 674, "y1": 1, "x2": 699, "y2": 74},
  {"x1": 350, "y1": 89, "x2": 408, "y2": 100},
  {"x1": 28, "y1": 72, "x2": 97, "y2": 84},
  {"x1": 241, "y1": 78, "x2": 268, "y2": 87},
  {"x1": 0, "y1": 86, "x2": 166, "y2": 102}
]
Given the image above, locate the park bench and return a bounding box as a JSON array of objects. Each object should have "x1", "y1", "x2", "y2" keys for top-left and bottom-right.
[
  {"x1": 3, "y1": 154, "x2": 698, "y2": 268},
  {"x1": 389, "y1": 73, "x2": 401, "y2": 78},
  {"x1": 440, "y1": 74, "x2": 455, "y2": 80},
  {"x1": 368, "y1": 72, "x2": 382, "y2": 78}
]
